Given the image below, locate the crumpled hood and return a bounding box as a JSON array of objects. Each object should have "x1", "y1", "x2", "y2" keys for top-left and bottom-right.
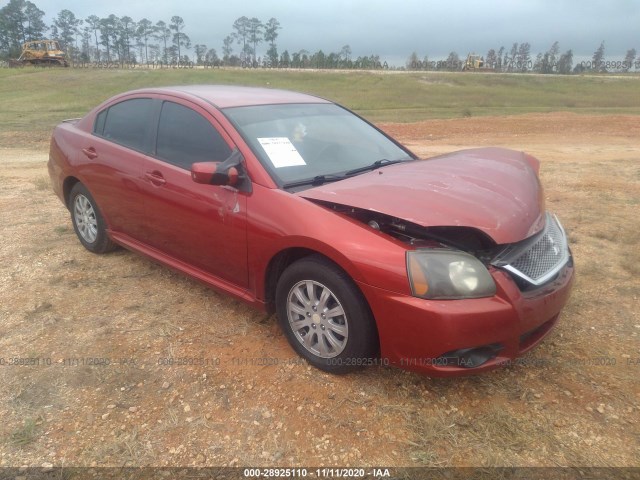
[{"x1": 298, "y1": 147, "x2": 546, "y2": 245}]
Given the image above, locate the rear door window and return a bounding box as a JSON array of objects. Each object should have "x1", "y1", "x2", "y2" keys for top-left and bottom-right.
[{"x1": 99, "y1": 98, "x2": 154, "y2": 152}]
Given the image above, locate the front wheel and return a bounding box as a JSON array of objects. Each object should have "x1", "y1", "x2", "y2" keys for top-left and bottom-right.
[
  {"x1": 69, "y1": 183, "x2": 117, "y2": 254},
  {"x1": 275, "y1": 256, "x2": 378, "y2": 373}
]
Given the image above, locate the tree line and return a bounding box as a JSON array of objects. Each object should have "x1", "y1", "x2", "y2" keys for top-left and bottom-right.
[
  {"x1": 0, "y1": 0, "x2": 256, "y2": 65},
  {"x1": 0, "y1": 0, "x2": 637, "y2": 73},
  {"x1": 408, "y1": 41, "x2": 638, "y2": 74},
  {"x1": 0, "y1": 0, "x2": 384, "y2": 68}
]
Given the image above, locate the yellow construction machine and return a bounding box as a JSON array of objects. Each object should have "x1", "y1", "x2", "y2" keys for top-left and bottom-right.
[
  {"x1": 462, "y1": 53, "x2": 494, "y2": 71},
  {"x1": 17, "y1": 40, "x2": 69, "y2": 67}
]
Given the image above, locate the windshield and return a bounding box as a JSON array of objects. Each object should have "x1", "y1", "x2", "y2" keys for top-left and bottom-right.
[{"x1": 222, "y1": 103, "x2": 413, "y2": 187}]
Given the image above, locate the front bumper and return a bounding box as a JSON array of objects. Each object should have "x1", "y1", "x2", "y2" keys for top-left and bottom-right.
[{"x1": 359, "y1": 257, "x2": 574, "y2": 376}]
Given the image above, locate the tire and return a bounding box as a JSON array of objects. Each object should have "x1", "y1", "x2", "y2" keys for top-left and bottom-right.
[
  {"x1": 69, "y1": 183, "x2": 117, "y2": 254},
  {"x1": 275, "y1": 255, "x2": 378, "y2": 373}
]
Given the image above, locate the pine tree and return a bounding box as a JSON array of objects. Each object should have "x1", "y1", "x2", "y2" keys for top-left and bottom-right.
[{"x1": 592, "y1": 41, "x2": 605, "y2": 72}]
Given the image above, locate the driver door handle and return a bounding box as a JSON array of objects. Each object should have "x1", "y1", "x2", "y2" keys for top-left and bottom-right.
[{"x1": 145, "y1": 171, "x2": 166, "y2": 186}]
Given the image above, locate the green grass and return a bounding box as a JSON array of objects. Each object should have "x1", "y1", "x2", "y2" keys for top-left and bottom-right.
[{"x1": 0, "y1": 67, "x2": 639, "y2": 148}]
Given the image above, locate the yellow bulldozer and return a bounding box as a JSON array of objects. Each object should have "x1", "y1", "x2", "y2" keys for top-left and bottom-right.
[
  {"x1": 462, "y1": 53, "x2": 494, "y2": 72},
  {"x1": 16, "y1": 40, "x2": 68, "y2": 67}
]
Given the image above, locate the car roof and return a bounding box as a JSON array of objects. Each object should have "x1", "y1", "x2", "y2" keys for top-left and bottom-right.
[{"x1": 134, "y1": 85, "x2": 331, "y2": 109}]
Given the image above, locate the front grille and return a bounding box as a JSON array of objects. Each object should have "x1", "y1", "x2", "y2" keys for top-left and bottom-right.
[{"x1": 493, "y1": 213, "x2": 570, "y2": 286}]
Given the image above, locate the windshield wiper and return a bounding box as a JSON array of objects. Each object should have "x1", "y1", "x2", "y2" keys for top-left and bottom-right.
[
  {"x1": 283, "y1": 158, "x2": 413, "y2": 189},
  {"x1": 344, "y1": 158, "x2": 411, "y2": 176},
  {"x1": 283, "y1": 174, "x2": 345, "y2": 189}
]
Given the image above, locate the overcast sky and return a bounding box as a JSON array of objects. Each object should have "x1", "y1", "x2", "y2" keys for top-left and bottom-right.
[{"x1": 22, "y1": 0, "x2": 640, "y2": 64}]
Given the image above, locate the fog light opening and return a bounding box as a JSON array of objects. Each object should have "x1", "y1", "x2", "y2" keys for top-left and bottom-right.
[{"x1": 439, "y1": 343, "x2": 503, "y2": 368}]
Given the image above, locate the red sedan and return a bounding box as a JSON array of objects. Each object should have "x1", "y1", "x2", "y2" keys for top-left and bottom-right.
[{"x1": 48, "y1": 85, "x2": 574, "y2": 376}]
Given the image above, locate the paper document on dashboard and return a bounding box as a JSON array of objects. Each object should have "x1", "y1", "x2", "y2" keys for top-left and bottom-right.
[{"x1": 257, "y1": 137, "x2": 306, "y2": 168}]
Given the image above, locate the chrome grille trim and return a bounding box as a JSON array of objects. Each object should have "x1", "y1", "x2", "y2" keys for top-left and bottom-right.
[{"x1": 497, "y1": 213, "x2": 570, "y2": 286}]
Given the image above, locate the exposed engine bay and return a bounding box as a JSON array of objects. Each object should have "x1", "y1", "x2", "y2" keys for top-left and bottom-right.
[
  {"x1": 314, "y1": 200, "x2": 498, "y2": 261},
  {"x1": 312, "y1": 200, "x2": 571, "y2": 292}
]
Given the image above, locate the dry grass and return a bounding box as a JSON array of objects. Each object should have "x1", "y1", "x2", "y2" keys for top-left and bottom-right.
[
  {"x1": 31, "y1": 175, "x2": 50, "y2": 191},
  {"x1": 9, "y1": 416, "x2": 42, "y2": 447}
]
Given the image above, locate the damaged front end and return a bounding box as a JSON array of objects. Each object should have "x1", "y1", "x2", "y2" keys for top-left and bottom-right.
[
  {"x1": 312, "y1": 200, "x2": 572, "y2": 294},
  {"x1": 314, "y1": 200, "x2": 574, "y2": 371},
  {"x1": 310, "y1": 200, "x2": 495, "y2": 251}
]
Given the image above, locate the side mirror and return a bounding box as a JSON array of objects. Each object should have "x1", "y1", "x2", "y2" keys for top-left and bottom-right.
[
  {"x1": 191, "y1": 162, "x2": 238, "y2": 186},
  {"x1": 191, "y1": 162, "x2": 217, "y2": 184},
  {"x1": 191, "y1": 149, "x2": 245, "y2": 187}
]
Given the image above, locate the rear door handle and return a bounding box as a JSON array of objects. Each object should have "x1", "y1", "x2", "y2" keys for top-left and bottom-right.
[
  {"x1": 82, "y1": 147, "x2": 98, "y2": 159},
  {"x1": 145, "y1": 171, "x2": 166, "y2": 186}
]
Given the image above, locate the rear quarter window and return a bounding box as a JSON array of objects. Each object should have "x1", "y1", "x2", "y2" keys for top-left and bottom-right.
[{"x1": 94, "y1": 110, "x2": 107, "y2": 135}]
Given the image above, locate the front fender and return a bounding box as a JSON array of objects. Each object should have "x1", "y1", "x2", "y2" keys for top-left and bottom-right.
[{"x1": 246, "y1": 185, "x2": 411, "y2": 301}]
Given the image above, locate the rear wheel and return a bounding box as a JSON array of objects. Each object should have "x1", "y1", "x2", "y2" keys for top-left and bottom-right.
[
  {"x1": 69, "y1": 183, "x2": 117, "y2": 254},
  {"x1": 276, "y1": 256, "x2": 378, "y2": 373}
]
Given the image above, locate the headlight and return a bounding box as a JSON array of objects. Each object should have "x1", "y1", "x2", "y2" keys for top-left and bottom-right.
[{"x1": 407, "y1": 250, "x2": 496, "y2": 300}]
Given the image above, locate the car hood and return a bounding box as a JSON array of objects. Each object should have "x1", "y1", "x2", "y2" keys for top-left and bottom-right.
[{"x1": 297, "y1": 147, "x2": 546, "y2": 245}]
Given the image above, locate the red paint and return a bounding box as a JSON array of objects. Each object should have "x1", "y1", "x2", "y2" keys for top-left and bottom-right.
[{"x1": 48, "y1": 86, "x2": 574, "y2": 376}]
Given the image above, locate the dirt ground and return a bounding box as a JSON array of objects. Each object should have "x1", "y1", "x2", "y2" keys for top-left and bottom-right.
[{"x1": 0, "y1": 113, "x2": 638, "y2": 468}]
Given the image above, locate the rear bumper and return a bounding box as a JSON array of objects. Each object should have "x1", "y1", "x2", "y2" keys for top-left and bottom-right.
[
  {"x1": 359, "y1": 258, "x2": 574, "y2": 376},
  {"x1": 48, "y1": 157, "x2": 64, "y2": 204},
  {"x1": 48, "y1": 137, "x2": 69, "y2": 207}
]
